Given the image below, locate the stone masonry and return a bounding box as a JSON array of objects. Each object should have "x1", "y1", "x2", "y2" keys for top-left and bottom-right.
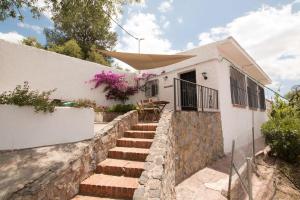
[
  {"x1": 6, "y1": 111, "x2": 138, "y2": 200},
  {"x1": 133, "y1": 110, "x2": 176, "y2": 200},
  {"x1": 173, "y1": 111, "x2": 224, "y2": 184}
]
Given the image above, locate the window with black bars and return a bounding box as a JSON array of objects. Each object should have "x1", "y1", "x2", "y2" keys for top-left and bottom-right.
[
  {"x1": 145, "y1": 79, "x2": 159, "y2": 97},
  {"x1": 247, "y1": 78, "x2": 258, "y2": 109},
  {"x1": 230, "y1": 67, "x2": 247, "y2": 106},
  {"x1": 258, "y1": 86, "x2": 266, "y2": 110}
]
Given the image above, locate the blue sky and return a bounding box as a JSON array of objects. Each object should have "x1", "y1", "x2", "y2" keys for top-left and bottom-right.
[{"x1": 0, "y1": 0, "x2": 299, "y2": 95}]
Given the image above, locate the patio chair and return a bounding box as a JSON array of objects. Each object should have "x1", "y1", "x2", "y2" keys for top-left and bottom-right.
[{"x1": 137, "y1": 101, "x2": 159, "y2": 122}]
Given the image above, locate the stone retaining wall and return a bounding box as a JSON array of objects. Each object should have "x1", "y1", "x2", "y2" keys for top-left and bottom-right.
[
  {"x1": 173, "y1": 111, "x2": 224, "y2": 184},
  {"x1": 133, "y1": 110, "x2": 176, "y2": 200},
  {"x1": 133, "y1": 110, "x2": 224, "y2": 199},
  {"x1": 9, "y1": 111, "x2": 138, "y2": 200}
]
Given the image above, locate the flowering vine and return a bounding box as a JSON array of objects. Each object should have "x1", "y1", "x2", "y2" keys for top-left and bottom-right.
[{"x1": 89, "y1": 71, "x2": 138, "y2": 103}]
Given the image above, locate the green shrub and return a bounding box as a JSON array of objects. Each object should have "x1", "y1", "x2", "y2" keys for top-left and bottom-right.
[
  {"x1": 107, "y1": 104, "x2": 136, "y2": 113},
  {"x1": 0, "y1": 82, "x2": 56, "y2": 113},
  {"x1": 261, "y1": 95, "x2": 300, "y2": 162},
  {"x1": 73, "y1": 99, "x2": 96, "y2": 108}
]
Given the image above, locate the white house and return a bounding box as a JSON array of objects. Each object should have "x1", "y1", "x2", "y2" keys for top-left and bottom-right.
[
  {"x1": 0, "y1": 37, "x2": 271, "y2": 152},
  {"x1": 139, "y1": 37, "x2": 272, "y2": 152}
]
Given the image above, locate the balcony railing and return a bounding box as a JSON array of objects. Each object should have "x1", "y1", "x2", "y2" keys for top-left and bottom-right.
[{"x1": 173, "y1": 78, "x2": 219, "y2": 111}]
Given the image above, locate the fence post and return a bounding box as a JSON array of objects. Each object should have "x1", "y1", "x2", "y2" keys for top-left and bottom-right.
[
  {"x1": 173, "y1": 78, "x2": 177, "y2": 111},
  {"x1": 201, "y1": 86, "x2": 204, "y2": 111},
  {"x1": 227, "y1": 140, "x2": 235, "y2": 199},
  {"x1": 246, "y1": 157, "x2": 253, "y2": 200},
  {"x1": 252, "y1": 110, "x2": 256, "y2": 164}
]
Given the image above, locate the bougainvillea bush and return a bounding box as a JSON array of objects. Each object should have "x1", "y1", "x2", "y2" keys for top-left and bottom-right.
[{"x1": 89, "y1": 71, "x2": 138, "y2": 103}]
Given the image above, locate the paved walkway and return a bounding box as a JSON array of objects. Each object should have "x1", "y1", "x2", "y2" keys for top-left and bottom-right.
[
  {"x1": 176, "y1": 167, "x2": 228, "y2": 200},
  {"x1": 176, "y1": 137, "x2": 266, "y2": 200},
  {"x1": 0, "y1": 123, "x2": 109, "y2": 199}
]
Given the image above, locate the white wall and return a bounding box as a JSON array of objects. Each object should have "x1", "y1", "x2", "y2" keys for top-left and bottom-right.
[
  {"x1": 141, "y1": 43, "x2": 268, "y2": 153},
  {"x1": 0, "y1": 40, "x2": 136, "y2": 106},
  {"x1": 0, "y1": 105, "x2": 94, "y2": 150},
  {"x1": 216, "y1": 60, "x2": 268, "y2": 153}
]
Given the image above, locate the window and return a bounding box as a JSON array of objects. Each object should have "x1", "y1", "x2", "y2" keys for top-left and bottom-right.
[
  {"x1": 230, "y1": 67, "x2": 247, "y2": 106},
  {"x1": 145, "y1": 79, "x2": 159, "y2": 97},
  {"x1": 247, "y1": 78, "x2": 258, "y2": 109},
  {"x1": 258, "y1": 86, "x2": 266, "y2": 110}
]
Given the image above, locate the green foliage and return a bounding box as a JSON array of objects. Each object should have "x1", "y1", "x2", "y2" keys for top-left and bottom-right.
[
  {"x1": 48, "y1": 39, "x2": 84, "y2": 59},
  {"x1": 47, "y1": 0, "x2": 118, "y2": 59},
  {"x1": 87, "y1": 45, "x2": 109, "y2": 66},
  {"x1": 22, "y1": 37, "x2": 43, "y2": 49},
  {"x1": 0, "y1": 0, "x2": 43, "y2": 21},
  {"x1": 107, "y1": 104, "x2": 136, "y2": 113},
  {"x1": 0, "y1": 82, "x2": 56, "y2": 113},
  {"x1": 261, "y1": 95, "x2": 300, "y2": 162},
  {"x1": 73, "y1": 99, "x2": 96, "y2": 108}
]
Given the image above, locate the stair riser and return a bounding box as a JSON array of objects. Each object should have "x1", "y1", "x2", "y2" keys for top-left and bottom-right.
[
  {"x1": 117, "y1": 140, "x2": 152, "y2": 148},
  {"x1": 132, "y1": 125, "x2": 157, "y2": 131},
  {"x1": 96, "y1": 165, "x2": 143, "y2": 177},
  {"x1": 80, "y1": 184, "x2": 136, "y2": 199},
  {"x1": 124, "y1": 131, "x2": 155, "y2": 139},
  {"x1": 108, "y1": 151, "x2": 148, "y2": 161}
]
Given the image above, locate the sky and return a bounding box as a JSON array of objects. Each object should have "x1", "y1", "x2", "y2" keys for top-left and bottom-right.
[{"x1": 0, "y1": 0, "x2": 299, "y2": 95}]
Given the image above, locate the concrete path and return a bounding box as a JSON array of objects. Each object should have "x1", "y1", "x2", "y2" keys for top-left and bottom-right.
[{"x1": 176, "y1": 166, "x2": 228, "y2": 200}]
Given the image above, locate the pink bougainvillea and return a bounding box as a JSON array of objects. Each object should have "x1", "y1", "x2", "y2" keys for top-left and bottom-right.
[{"x1": 89, "y1": 71, "x2": 138, "y2": 103}]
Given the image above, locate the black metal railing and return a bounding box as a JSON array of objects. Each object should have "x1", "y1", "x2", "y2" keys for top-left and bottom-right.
[{"x1": 173, "y1": 78, "x2": 219, "y2": 111}]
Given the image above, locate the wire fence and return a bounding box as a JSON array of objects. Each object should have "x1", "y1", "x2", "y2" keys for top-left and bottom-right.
[{"x1": 227, "y1": 124, "x2": 257, "y2": 200}]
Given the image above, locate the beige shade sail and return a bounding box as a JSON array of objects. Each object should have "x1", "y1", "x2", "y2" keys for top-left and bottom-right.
[{"x1": 98, "y1": 50, "x2": 195, "y2": 70}]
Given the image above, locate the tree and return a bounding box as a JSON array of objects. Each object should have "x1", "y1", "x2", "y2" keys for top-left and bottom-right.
[
  {"x1": 47, "y1": 0, "x2": 118, "y2": 59},
  {"x1": 22, "y1": 37, "x2": 43, "y2": 48},
  {"x1": 48, "y1": 39, "x2": 84, "y2": 59},
  {"x1": 87, "y1": 45, "x2": 109, "y2": 66},
  {"x1": 0, "y1": 0, "x2": 46, "y2": 21}
]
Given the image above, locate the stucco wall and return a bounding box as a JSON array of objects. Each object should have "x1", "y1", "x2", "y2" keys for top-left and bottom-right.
[
  {"x1": 173, "y1": 111, "x2": 224, "y2": 184},
  {"x1": 146, "y1": 59, "x2": 220, "y2": 110},
  {"x1": 0, "y1": 105, "x2": 94, "y2": 150},
  {"x1": 216, "y1": 60, "x2": 268, "y2": 153},
  {"x1": 0, "y1": 40, "x2": 136, "y2": 106}
]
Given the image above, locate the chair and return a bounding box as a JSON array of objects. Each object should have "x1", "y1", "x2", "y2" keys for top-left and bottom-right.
[{"x1": 137, "y1": 101, "x2": 159, "y2": 122}]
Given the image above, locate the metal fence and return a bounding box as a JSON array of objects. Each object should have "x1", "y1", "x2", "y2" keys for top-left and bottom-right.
[
  {"x1": 227, "y1": 112, "x2": 257, "y2": 200},
  {"x1": 173, "y1": 78, "x2": 219, "y2": 111}
]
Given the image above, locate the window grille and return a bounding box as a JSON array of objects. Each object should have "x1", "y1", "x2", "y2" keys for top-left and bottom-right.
[
  {"x1": 230, "y1": 67, "x2": 247, "y2": 106},
  {"x1": 247, "y1": 78, "x2": 258, "y2": 109},
  {"x1": 258, "y1": 86, "x2": 266, "y2": 110}
]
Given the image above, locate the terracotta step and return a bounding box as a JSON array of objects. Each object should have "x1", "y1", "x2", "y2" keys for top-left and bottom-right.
[
  {"x1": 79, "y1": 174, "x2": 138, "y2": 199},
  {"x1": 96, "y1": 158, "x2": 144, "y2": 177},
  {"x1": 72, "y1": 195, "x2": 123, "y2": 200},
  {"x1": 117, "y1": 137, "x2": 153, "y2": 148},
  {"x1": 124, "y1": 130, "x2": 155, "y2": 139},
  {"x1": 108, "y1": 147, "x2": 149, "y2": 161},
  {"x1": 132, "y1": 123, "x2": 158, "y2": 131}
]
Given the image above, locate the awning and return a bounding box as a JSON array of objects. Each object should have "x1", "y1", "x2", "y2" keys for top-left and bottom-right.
[{"x1": 98, "y1": 50, "x2": 195, "y2": 70}]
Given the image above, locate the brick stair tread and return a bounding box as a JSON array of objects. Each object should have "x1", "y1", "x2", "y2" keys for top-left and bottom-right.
[
  {"x1": 125, "y1": 130, "x2": 155, "y2": 133},
  {"x1": 109, "y1": 147, "x2": 150, "y2": 154},
  {"x1": 98, "y1": 158, "x2": 145, "y2": 169},
  {"x1": 81, "y1": 174, "x2": 139, "y2": 189},
  {"x1": 117, "y1": 137, "x2": 153, "y2": 143},
  {"x1": 72, "y1": 195, "x2": 124, "y2": 200},
  {"x1": 136, "y1": 123, "x2": 158, "y2": 126}
]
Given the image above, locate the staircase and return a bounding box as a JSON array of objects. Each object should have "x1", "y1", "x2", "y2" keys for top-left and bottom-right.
[{"x1": 72, "y1": 123, "x2": 157, "y2": 200}]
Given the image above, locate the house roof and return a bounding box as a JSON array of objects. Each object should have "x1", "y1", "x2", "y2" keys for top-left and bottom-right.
[
  {"x1": 98, "y1": 50, "x2": 195, "y2": 70},
  {"x1": 216, "y1": 37, "x2": 272, "y2": 85}
]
